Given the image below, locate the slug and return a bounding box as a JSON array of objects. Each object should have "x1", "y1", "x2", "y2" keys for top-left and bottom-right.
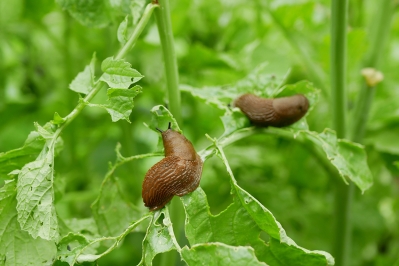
[
  {"x1": 234, "y1": 93, "x2": 309, "y2": 127},
  {"x1": 142, "y1": 123, "x2": 203, "y2": 211}
]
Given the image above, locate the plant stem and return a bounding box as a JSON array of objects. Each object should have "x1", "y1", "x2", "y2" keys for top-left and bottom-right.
[
  {"x1": 364, "y1": 0, "x2": 394, "y2": 68},
  {"x1": 330, "y1": 0, "x2": 351, "y2": 265},
  {"x1": 54, "y1": 2, "x2": 158, "y2": 137},
  {"x1": 265, "y1": 4, "x2": 329, "y2": 97},
  {"x1": 154, "y1": 2, "x2": 183, "y2": 265},
  {"x1": 116, "y1": 3, "x2": 158, "y2": 60},
  {"x1": 350, "y1": 0, "x2": 395, "y2": 143},
  {"x1": 154, "y1": 0, "x2": 182, "y2": 125},
  {"x1": 350, "y1": 83, "x2": 376, "y2": 142}
]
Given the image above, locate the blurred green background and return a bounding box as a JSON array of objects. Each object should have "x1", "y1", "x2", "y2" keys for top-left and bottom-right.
[{"x1": 1, "y1": 0, "x2": 399, "y2": 265}]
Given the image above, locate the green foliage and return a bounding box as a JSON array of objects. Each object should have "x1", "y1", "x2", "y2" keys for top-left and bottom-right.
[{"x1": 1, "y1": 0, "x2": 399, "y2": 266}]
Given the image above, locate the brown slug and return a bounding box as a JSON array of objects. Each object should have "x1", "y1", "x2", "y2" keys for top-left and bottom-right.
[
  {"x1": 234, "y1": 93, "x2": 309, "y2": 127},
  {"x1": 142, "y1": 123, "x2": 203, "y2": 211}
]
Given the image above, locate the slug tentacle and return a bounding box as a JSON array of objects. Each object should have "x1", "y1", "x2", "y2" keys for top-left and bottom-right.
[
  {"x1": 142, "y1": 126, "x2": 203, "y2": 211},
  {"x1": 234, "y1": 93, "x2": 309, "y2": 127}
]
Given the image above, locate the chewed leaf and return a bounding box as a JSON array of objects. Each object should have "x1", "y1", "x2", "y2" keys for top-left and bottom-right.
[
  {"x1": 57, "y1": 233, "x2": 91, "y2": 265},
  {"x1": 57, "y1": 216, "x2": 150, "y2": 265},
  {"x1": 87, "y1": 86, "x2": 142, "y2": 123},
  {"x1": 300, "y1": 129, "x2": 373, "y2": 192},
  {"x1": 92, "y1": 172, "x2": 146, "y2": 237},
  {"x1": 181, "y1": 243, "x2": 268, "y2": 266},
  {"x1": 220, "y1": 110, "x2": 250, "y2": 136},
  {"x1": 100, "y1": 57, "x2": 143, "y2": 89},
  {"x1": 13, "y1": 122, "x2": 63, "y2": 241},
  {"x1": 0, "y1": 131, "x2": 45, "y2": 177},
  {"x1": 105, "y1": 85, "x2": 142, "y2": 122},
  {"x1": 146, "y1": 105, "x2": 181, "y2": 151},
  {"x1": 180, "y1": 84, "x2": 237, "y2": 111},
  {"x1": 0, "y1": 180, "x2": 57, "y2": 265},
  {"x1": 139, "y1": 210, "x2": 180, "y2": 266},
  {"x1": 276, "y1": 80, "x2": 319, "y2": 114},
  {"x1": 69, "y1": 53, "x2": 96, "y2": 94},
  {"x1": 235, "y1": 63, "x2": 288, "y2": 97},
  {"x1": 210, "y1": 144, "x2": 335, "y2": 265}
]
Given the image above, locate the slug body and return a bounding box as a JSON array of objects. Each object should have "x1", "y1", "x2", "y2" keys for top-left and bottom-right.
[
  {"x1": 234, "y1": 93, "x2": 309, "y2": 127},
  {"x1": 142, "y1": 125, "x2": 203, "y2": 211}
]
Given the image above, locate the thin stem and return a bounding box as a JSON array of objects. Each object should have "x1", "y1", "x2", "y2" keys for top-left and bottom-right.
[
  {"x1": 330, "y1": 0, "x2": 350, "y2": 265},
  {"x1": 350, "y1": 83, "x2": 376, "y2": 142},
  {"x1": 330, "y1": 0, "x2": 348, "y2": 139},
  {"x1": 265, "y1": 5, "x2": 329, "y2": 97},
  {"x1": 364, "y1": 0, "x2": 394, "y2": 68},
  {"x1": 350, "y1": 0, "x2": 394, "y2": 142},
  {"x1": 154, "y1": 0, "x2": 181, "y2": 124},
  {"x1": 116, "y1": 3, "x2": 159, "y2": 60},
  {"x1": 54, "y1": 3, "x2": 158, "y2": 137}
]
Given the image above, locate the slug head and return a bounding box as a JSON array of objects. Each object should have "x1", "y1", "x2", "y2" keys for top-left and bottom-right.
[
  {"x1": 156, "y1": 123, "x2": 197, "y2": 161},
  {"x1": 272, "y1": 94, "x2": 309, "y2": 125}
]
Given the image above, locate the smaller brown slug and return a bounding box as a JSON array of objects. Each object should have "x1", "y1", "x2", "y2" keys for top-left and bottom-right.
[
  {"x1": 234, "y1": 93, "x2": 309, "y2": 127},
  {"x1": 142, "y1": 123, "x2": 203, "y2": 211}
]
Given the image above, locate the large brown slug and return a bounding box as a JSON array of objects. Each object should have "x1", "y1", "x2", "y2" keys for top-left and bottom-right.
[
  {"x1": 234, "y1": 93, "x2": 309, "y2": 127},
  {"x1": 142, "y1": 123, "x2": 203, "y2": 211}
]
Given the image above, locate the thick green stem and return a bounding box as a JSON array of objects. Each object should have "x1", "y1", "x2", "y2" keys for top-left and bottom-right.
[
  {"x1": 330, "y1": 0, "x2": 351, "y2": 265},
  {"x1": 154, "y1": 1, "x2": 183, "y2": 265},
  {"x1": 154, "y1": 0, "x2": 182, "y2": 124}
]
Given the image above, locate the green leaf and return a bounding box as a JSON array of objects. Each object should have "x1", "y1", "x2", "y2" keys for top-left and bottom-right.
[
  {"x1": 131, "y1": 0, "x2": 146, "y2": 25},
  {"x1": 106, "y1": 85, "x2": 142, "y2": 122},
  {"x1": 148, "y1": 105, "x2": 181, "y2": 132},
  {"x1": 57, "y1": 233, "x2": 91, "y2": 265},
  {"x1": 52, "y1": 112, "x2": 66, "y2": 125},
  {"x1": 0, "y1": 131, "x2": 45, "y2": 177},
  {"x1": 181, "y1": 84, "x2": 238, "y2": 111},
  {"x1": 15, "y1": 122, "x2": 63, "y2": 240},
  {"x1": 235, "y1": 63, "x2": 289, "y2": 97},
  {"x1": 57, "y1": 215, "x2": 150, "y2": 265},
  {"x1": 277, "y1": 80, "x2": 319, "y2": 113},
  {"x1": 365, "y1": 129, "x2": 399, "y2": 155},
  {"x1": 145, "y1": 105, "x2": 181, "y2": 151},
  {"x1": 92, "y1": 174, "x2": 146, "y2": 236},
  {"x1": 181, "y1": 185, "x2": 333, "y2": 265},
  {"x1": 69, "y1": 53, "x2": 96, "y2": 94},
  {"x1": 0, "y1": 180, "x2": 57, "y2": 265},
  {"x1": 87, "y1": 85, "x2": 142, "y2": 122},
  {"x1": 117, "y1": 16, "x2": 129, "y2": 45},
  {"x1": 139, "y1": 209, "x2": 180, "y2": 266},
  {"x1": 56, "y1": 0, "x2": 110, "y2": 28},
  {"x1": 220, "y1": 110, "x2": 251, "y2": 136},
  {"x1": 181, "y1": 243, "x2": 268, "y2": 266},
  {"x1": 300, "y1": 129, "x2": 373, "y2": 192},
  {"x1": 100, "y1": 57, "x2": 143, "y2": 89},
  {"x1": 213, "y1": 143, "x2": 335, "y2": 265},
  {"x1": 181, "y1": 188, "x2": 269, "y2": 260}
]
